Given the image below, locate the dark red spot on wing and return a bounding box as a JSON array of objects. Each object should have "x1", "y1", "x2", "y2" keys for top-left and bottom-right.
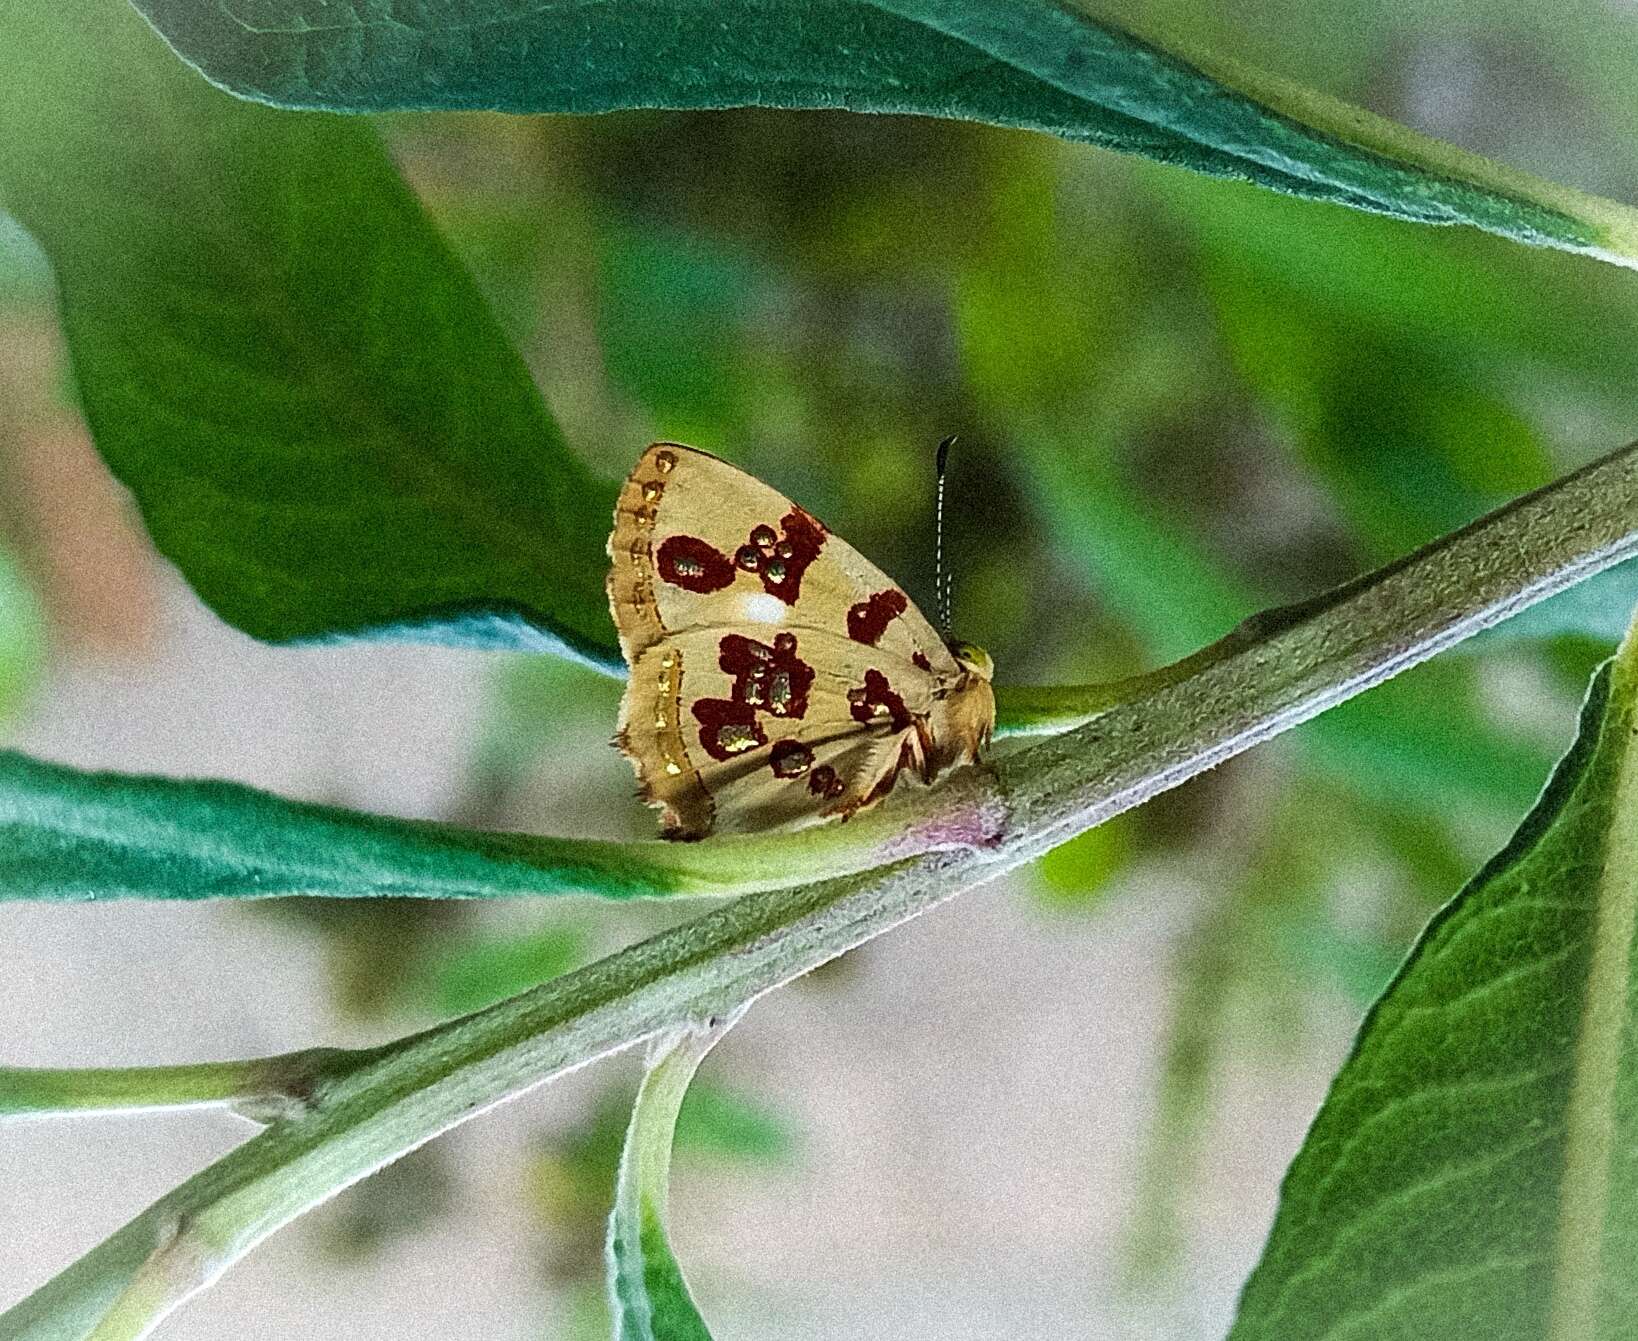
[
  {"x1": 809, "y1": 763, "x2": 846, "y2": 798},
  {"x1": 848, "y1": 668, "x2": 911, "y2": 734},
  {"x1": 657, "y1": 535, "x2": 734, "y2": 593},
  {"x1": 754, "y1": 508, "x2": 825, "y2": 605},
  {"x1": 847, "y1": 589, "x2": 908, "y2": 646},
  {"x1": 770, "y1": 739, "x2": 814, "y2": 778},
  {"x1": 718, "y1": 632, "x2": 813, "y2": 719},
  {"x1": 691, "y1": 699, "x2": 767, "y2": 763},
  {"x1": 912, "y1": 651, "x2": 931, "y2": 672},
  {"x1": 692, "y1": 633, "x2": 816, "y2": 765}
]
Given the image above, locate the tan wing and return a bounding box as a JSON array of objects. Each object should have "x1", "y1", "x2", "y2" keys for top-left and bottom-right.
[
  {"x1": 607, "y1": 442, "x2": 992, "y2": 838},
  {"x1": 622, "y1": 627, "x2": 931, "y2": 836},
  {"x1": 608, "y1": 443, "x2": 963, "y2": 675}
]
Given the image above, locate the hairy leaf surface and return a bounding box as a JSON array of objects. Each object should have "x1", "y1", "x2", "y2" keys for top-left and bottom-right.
[
  {"x1": 0, "y1": 0, "x2": 621, "y2": 667},
  {"x1": 607, "y1": 1021, "x2": 736, "y2": 1341},
  {"x1": 1233, "y1": 623, "x2": 1638, "y2": 1339},
  {"x1": 130, "y1": 0, "x2": 1638, "y2": 265}
]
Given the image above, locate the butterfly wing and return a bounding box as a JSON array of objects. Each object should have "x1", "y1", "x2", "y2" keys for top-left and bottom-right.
[
  {"x1": 623, "y1": 628, "x2": 933, "y2": 836},
  {"x1": 607, "y1": 442, "x2": 979, "y2": 838}
]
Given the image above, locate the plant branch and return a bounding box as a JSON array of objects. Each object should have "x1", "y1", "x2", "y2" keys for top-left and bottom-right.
[
  {"x1": 0, "y1": 1049, "x2": 358, "y2": 1124},
  {"x1": 6, "y1": 439, "x2": 1638, "y2": 1339}
]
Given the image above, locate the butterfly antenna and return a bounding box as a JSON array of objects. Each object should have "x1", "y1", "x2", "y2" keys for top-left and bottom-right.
[{"x1": 935, "y1": 434, "x2": 956, "y2": 639}]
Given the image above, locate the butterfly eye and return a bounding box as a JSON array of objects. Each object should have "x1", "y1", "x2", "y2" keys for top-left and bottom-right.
[{"x1": 949, "y1": 641, "x2": 995, "y2": 681}]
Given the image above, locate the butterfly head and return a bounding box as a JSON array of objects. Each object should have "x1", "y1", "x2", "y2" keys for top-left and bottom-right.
[{"x1": 948, "y1": 640, "x2": 994, "y2": 683}]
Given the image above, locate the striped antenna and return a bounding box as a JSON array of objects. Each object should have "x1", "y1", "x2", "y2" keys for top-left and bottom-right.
[{"x1": 934, "y1": 434, "x2": 956, "y2": 639}]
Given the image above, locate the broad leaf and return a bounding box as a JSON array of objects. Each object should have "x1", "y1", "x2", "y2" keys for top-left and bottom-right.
[
  {"x1": 131, "y1": 0, "x2": 1638, "y2": 266},
  {"x1": 0, "y1": 0, "x2": 621, "y2": 668},
  {"x1": 607, "y1": 1019, "x2": 739, "y2": 1341},
  {"x1": 1232, "y1": 619, "x2": 1638, "y2": 1339}
]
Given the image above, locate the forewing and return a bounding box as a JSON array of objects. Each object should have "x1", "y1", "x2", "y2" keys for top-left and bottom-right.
[{"x1": 608, "y1": 443, "x2": 961, "y2": 672}]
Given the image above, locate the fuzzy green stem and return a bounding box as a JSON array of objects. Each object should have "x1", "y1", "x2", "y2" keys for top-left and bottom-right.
[
  {"x1": 0, "y1": 1049, "x2": 357, "y2": 1124},
  {"x1": 606, "y1": 1016, "x2": 740, "y2": 1339}
]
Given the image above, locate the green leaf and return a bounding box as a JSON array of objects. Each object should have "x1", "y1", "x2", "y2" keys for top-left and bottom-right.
[
  {"x1": 424, "y1": 921, "x2": 591, "y2": 1016},
  {"x1": 0, "y1": 0, "x2": 620, "y2": 669},
  {"x1": 1201, "y1": 241, "x2": 1555, "y2": 563},
  {"x1": 1033, "y1": 813, "x2": 1136, "y2": 910},
  {"x1": 1145, "y1": 165, "x2": 1638, "y2": 411},
  {"x1": 0, "y1": 210, "x2": 52, "y2": 312},
  {"x1": 0, "y1": 546, "x2": 42, "y2": 723},
  {"x1": 1300, "y1": 660, "x2": 1557, "y2": 819},
  {"x1": 0, "y1": 750, "x2": 682, "y2": 902},
  {"x1": 607, "y1": 1019, "x2": 738, "y2": 1341},
  {"x1": 599, "y1": 223, "x2": 771, "y2": 440},
  {"x1": 0, "y1": 748, "x2": 993, "y2": 904},
  {"x1": 674, "y1": 1082, "x2": 794, "y2": 1164},
  {"x1": 1022, "y1": 430, "x2": 1254, "y2": 662},
  {"x1": 1483, "y1": 559, "x2": 1638, "y2": 648},
  {"x1": 1231, "y1": 621, "x2": 1638, "y2": 1339},
  {"x1": 131, "y1": 0, "x2": 1638, "y2": 266}
]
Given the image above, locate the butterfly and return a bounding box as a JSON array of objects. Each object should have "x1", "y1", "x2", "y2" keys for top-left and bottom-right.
[{"x1": 607, "y1": 442, "x2": 996, "y2": 840}]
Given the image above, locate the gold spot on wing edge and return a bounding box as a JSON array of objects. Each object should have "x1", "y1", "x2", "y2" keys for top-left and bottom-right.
[
  {"x1": 606, "y1": 443, "x2": 693, "y2": 664},
  {"x1": 614, "y1": 642, "x2": 715, "y2": 839},
  {"x1": 607, "y1": 444, "x2": 717, "y2": 838}
]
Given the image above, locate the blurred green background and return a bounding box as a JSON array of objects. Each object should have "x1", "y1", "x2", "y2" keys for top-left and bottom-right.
[{"x1": 6, "y1": 2, "x2": 1638, "y2": 1335}]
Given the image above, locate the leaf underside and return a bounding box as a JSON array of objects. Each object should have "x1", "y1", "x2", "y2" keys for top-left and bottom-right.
[
  {"x1": 0, "y1": 0, "x2": 623, "y2": 670},
  {"x1": 0, "y1": 750, "x2": 675, "y2": 902},
  {"x1": 131, "y1": 0, "x2": 1629, "y2": 265}
]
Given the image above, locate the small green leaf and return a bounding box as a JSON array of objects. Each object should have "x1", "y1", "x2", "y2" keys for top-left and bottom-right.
[
  {"x1": 0, "y1": 546, "x2": 42, "y2": 723},
  {"x1": 131, "y1": 0, "x2": 1638, "y2": 266},
  {"x1": 674, "y1": 1083, "x2": 794, "y2": 1165},
  {"x1": 607, "y1": 1019, "x2": 739, "y2": 1341},
  {"x1": 1033, "y1": 814, "x2": 1135, "y2": 910},
  {"x1": 0, "y1": 0, "x2": 620, "y2": 669},
  {"x1": 425, "y1": 921, "x2": 591, "y2": 1016},
  {"x1": 1232, "y1": 618, "x2": 1638, "y2": 1339}
]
